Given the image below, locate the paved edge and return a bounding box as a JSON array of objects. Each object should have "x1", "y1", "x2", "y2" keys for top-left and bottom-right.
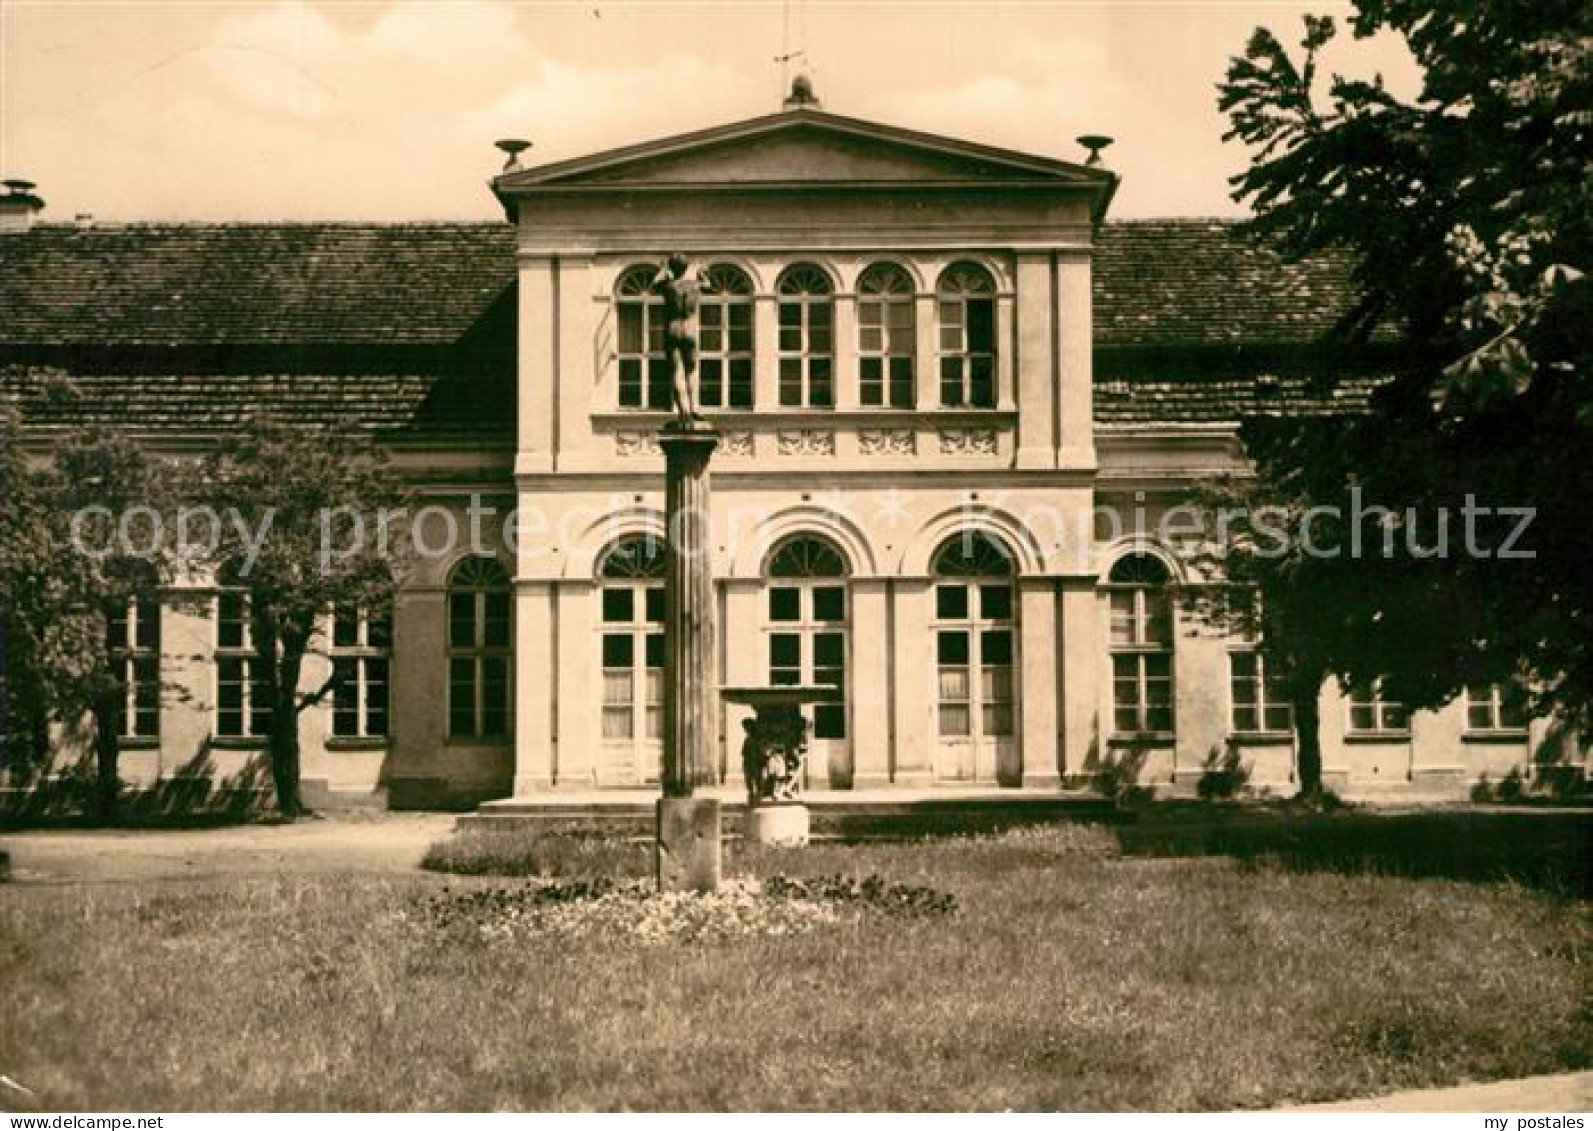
[{"x1": 1275, "y1": 1069, "x2": 1593, "y2": 1113}]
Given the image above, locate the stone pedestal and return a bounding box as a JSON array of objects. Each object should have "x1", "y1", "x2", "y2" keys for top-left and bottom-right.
[
  {"x1": 746, "y1": 803, "x2": 810, "y2": 847},
  {"x1": 657, "y1": 797, "x2": 722, "y2": 892}
]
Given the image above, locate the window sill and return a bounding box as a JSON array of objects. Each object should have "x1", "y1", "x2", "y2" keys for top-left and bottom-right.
[
  {"x1": 1461, "y1": 730, "x2": 1530, "y2": 744},
  {"x1": 1344, "y1": 731, "x2": 1411, "y2": 745},
  {"x1": 591, "y1": 408, "x2": 1016, "y2": 427},
  {"x1": 117, "y1": 737, "x2": 161, "y2": 751},
  {"x1": 210, "y1": 737, "x2": 267, "y2": 750},
  {"x1": 1108, "y1": 733, "x2": 1175, "y2": 749},
  {"x1": 325, "y1": 737, "x2": 390, "y2": 752},
  {"x1": 1229, "y1": 732, "x2": 1294, "y2": 747}
]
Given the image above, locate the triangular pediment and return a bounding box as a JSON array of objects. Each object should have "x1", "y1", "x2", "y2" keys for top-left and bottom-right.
[{"x1": 495, "y1": 109, "x2": 1109, "y2": 191}]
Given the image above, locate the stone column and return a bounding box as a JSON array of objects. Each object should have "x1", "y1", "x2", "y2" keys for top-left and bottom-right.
[
  {"x1": 1018, "y1": 577, "x2": 1062, "y2": 789},
  {"x1": 657, "y1": 424, "x2": 722, "y2": 891},
  {"x1": 512, "y1": 580, "x2": 555, "y2": 794},
  {"x1": 1056, "y1": 250, "x2": 1096, "y2": 470},
  {"x1": 849, "y1": 579, "x2": 891, "y2": 789},
  {"x1": 891, "y1": 579, "x2": 934, "y2": 785},
  {"x1": 1058, "y1": 577, "x2": 1101, "y2": 783},
  {"x1": 834, "y1": 294, "x2": 859, "y2": 410},
  {"x1": 1013, "y1": 252, "x2": 1055, "y2": 470}
]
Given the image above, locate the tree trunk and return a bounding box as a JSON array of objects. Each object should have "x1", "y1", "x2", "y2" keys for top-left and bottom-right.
[
  {"x1": 268, "y1": 635, "x2": 307, "y2": 820},
  {"x1": 1293, "y1": 690, "x2": 1323, "y2": 801},
  {"x1": 91, "y1": 689, "x2": 123, "y2": 825},
  {"x1": 269, "y1": 717, "x2": 302, "y2": 819}
]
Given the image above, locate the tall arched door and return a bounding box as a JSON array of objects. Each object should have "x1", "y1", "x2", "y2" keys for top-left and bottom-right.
[
  {"x1": 765, "y1": 535, "x2": 851, "y2": 789},
  {"x1": 598, "y1": 537, "x2": 666, "y2": 784},
  {"x1": 931, "y1": 532, "x2": 1016, "y2": 782}
]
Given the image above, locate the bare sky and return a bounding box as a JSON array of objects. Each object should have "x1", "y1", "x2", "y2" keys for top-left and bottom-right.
[{"x1": 0, "y1": 1, "x2": 1421, "y2": 222}]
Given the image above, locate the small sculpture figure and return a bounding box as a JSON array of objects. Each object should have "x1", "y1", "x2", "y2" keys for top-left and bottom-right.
[
  {"x1": 651, "y1": 253, "x2": 713, "y2": 426},
  {"x1": 740, "y1": 707, "x2": 810, "y2": 804}
]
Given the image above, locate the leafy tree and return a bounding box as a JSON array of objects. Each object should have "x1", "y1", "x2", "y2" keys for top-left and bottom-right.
[
  {"x1": 0, "y1": 402, "x2": 60, "y2": 779},
  {"x1": 1218, "y1": 1, "x2": 1592, "y2": 730},
  {"x1": 2, "y1": 371, "x2": 189, "y2": 820},
  {"x1": 45, "y1": 422, "x2": 187, "y2": 821},
  {"x1": 1184, "y1": 409, "x2": 1501, "y2": 800},
  {"x1": 200, "y1": 416, "x2": 408, "y2": 818}
]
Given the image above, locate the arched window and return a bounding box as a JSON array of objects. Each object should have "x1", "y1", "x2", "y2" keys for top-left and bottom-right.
[
  {"x1": 447, "y1": 556, "x2": 512, "y2": 740},
  {"x1": 777, "y1": 264, "x2": 835, "y2": 408},
  {"x1": 698, "y1": 264, "x2": 755, "y2": 410},
  {"x1": 599, "y1": 537, "x2": 666, "y2": 749},
  {"x1": 858, "y1": 262, "x2": 916, "y2": 409},
  {"x1": 937, "y1": 262, "x2": 996, "y2": 408},
  {"x1": 766, "y1": 535, "x2": 848, "y2": 739},
  {"x1": 615, "y1": 265, "x2": 670, "y2": 410},
  {"x1": 1107, "y1": 552, "x2": 1173, "y2": 734},
  {"x1": 933, "y1": 533, "x2": 1015, "y2": 741}
]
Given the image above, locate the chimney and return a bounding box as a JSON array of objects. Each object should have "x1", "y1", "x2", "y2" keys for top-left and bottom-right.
[{"x1": 0, "y1": 179, "x2": 45, "y2": 233}]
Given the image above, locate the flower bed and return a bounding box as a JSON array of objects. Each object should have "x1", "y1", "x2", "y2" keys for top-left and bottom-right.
[{"x1": 405, "y1": 873, "x2": 956, "y2": 945}]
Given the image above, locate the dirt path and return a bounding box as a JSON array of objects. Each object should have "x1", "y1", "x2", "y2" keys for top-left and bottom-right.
[
  {"x1": 1279, "y1": 1069, "x2": 1593, "y2": 1112},
  {"x1": 0, "y1": 812, "x2": 456, "y2": 884}
]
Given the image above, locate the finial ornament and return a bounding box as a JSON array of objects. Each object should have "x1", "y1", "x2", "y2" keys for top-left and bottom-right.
[
  {"x1": 494, "y1": 138, "x2": 531, "y2": 171},
  {"x1": 1076, "y1": 135, "x2": 1114, "y2": 166}
]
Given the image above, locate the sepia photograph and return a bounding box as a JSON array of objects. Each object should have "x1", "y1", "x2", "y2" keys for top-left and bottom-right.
[{"x1": 0, "y1": 0, "x2": 1589, "y2": 1116}]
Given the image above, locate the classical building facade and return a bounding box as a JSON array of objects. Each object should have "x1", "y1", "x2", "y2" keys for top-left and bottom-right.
[{"x1": 1, "y1": 96, "x2": 1583, "y2": 808}]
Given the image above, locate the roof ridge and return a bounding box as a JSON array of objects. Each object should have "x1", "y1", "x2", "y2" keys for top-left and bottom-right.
[
  {"x1": 17, "y1": 216, "x2": 1247, "y2": 232},
  {"x1": 25, "y1": 219, "x2": 514, "y2": 231}
]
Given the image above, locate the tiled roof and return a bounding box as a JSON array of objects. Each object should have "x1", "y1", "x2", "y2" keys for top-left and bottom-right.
[
  {"x1": 1093, "y1": 220, "x2": 1373, "y2": 349},
  {"x1": 0, "y1": 219, "x2": 1366, "y2": 351},
  {"x1": 0, "y1": 369, "x2": 515, "y2": 443},
  {"x1": 1095, "y1": 373, "x2": 1386, "y2": 428},
  {"x1": 0, "y1": 218, "x2": 1382, "y2": 435},
  {"x1": 0, "y1": 223, "x2": 515, "y2": 347}
]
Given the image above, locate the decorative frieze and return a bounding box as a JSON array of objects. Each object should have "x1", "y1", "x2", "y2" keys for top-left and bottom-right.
[
  {"x1": 938, "y1": 428, "x2": 999, "y2": 456},
  {"x1": 720, "y1": 430, "x2": 755, "y2": 457},
  {"x1": 775, "y1": 430, "x2": 836, "y2": 457},
  {"x1": 857, "y1": 429, "x2": 916, "y2": 457},
  {"x1": 613, "y1": 431, "x2": 662, "y2": 458}
]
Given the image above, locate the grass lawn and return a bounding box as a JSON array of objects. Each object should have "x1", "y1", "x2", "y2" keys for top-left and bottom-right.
[{"x1": 2, "y1": 813, "x2": 1590, "y2": 1111}]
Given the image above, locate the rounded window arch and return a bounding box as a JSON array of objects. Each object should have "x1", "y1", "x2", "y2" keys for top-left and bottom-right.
[
  {"x1": 1106, "y1": 552, "x2": 1174, "y2": 735},
  {"x1": 858, "y1": 262, "x2": 917, "y2": 409},
  {"x1": 936, "y1": 262, "x2": 997, "y2": 408},
  {"x1": 765, "y1": 534, "x2": 849, "y2": 745},
  {"x1": 777, "y1": 263, "x2": 835, "y2": 295},
  {"x1": 600, "y1": 535, "x2": 667, "y2": 579},
  {"x1": 447, "y1": 555, "x2": 512, "y2": 740},
  {"x1": 933, "y1": 531, "x2": 1015, "y2": 577},
  {"x1": 698, "y1": 263, "x2": 755, "y2": 410},
  {"x1": 776, "y1": 265, "x2": 836, "y2": 409},
  {"x1": 614, "y1": 264, "x2": 668, "y2": 410},
  {"x1": 938, "y1": 261, "x2": 996, "y2": 296},
  {"x1": 859, "y1": 261, "x2": 914, "y2": 296},
  {"x1": 1108, "y1": 552, "x2": 1173, "y2": 586},
  {"x1": 768, "y1": 534, "x2": 849, "y2": 578},
  {"x1": 449, "y1": 554, "x2": 511, "y2": 589},
  {"x1": 931, "y1": 531, "x2": 1016, "y2": 748},
  {"x1": 614, "y1": 264, "x2": 658, "y2": 297}
]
